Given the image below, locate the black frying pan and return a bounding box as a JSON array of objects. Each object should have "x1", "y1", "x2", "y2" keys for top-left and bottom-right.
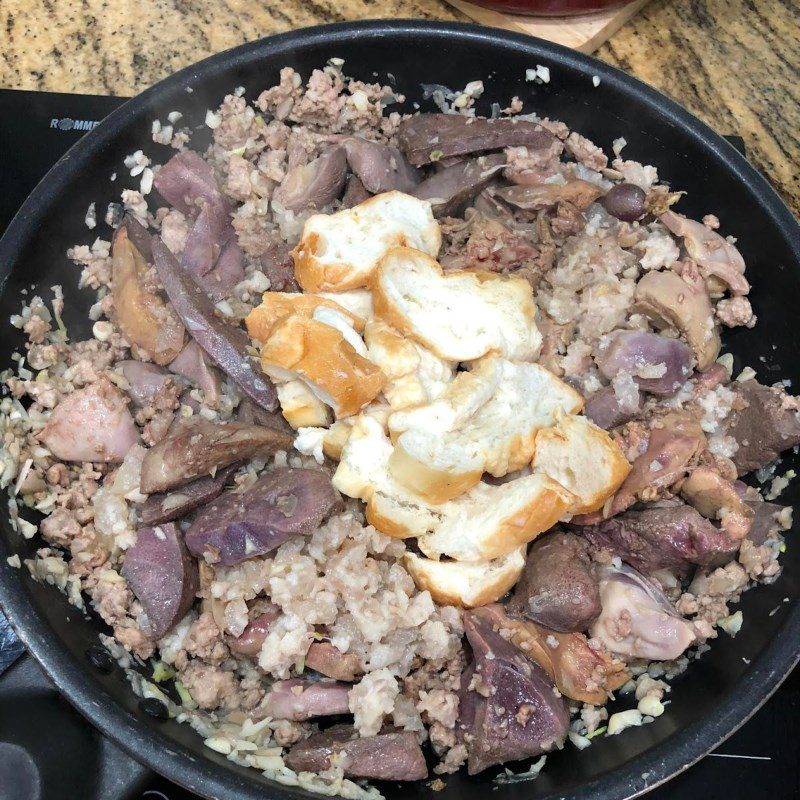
[{"x1": 0, "y1": 20, "x2": 798, "y2": 800}]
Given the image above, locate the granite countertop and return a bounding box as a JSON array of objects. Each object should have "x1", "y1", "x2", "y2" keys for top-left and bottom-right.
[{"x1": 0, "y1": 0, "x2": 797, "y2": 213}]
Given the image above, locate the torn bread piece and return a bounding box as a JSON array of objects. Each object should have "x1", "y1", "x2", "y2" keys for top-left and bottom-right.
[
  {"x1": 293, "y1": 192, "x2": 441, "y2": 293},
  {"x1": 320, "y1": 420, "x2": 354, "y2": 462},
  {"x1": 258, "y1": 315, "x2": 386, "y2": 419},
  {"x1": 404, "y1": 546, "x2": 526, "y2": 607},
  {"x1": 372, "y1": 247, "x2": 542, "y2": 361},
  {"x1": 531, "y1": 413, "x2": 631, "y2": 515},
  {"x1": 295, "y1": 402, "x2": 392, "y2": 462},
  {"x1": 276, "y1": 380, "x2": 332, "y2": 429},
  {"x1": 245, "y1": 292, "x2": 365, "y2": 344},
  {"x1": 414, "y1": 473, "x2": 572, "y2": 562},
  {"x1": 293, "y1": 426, "x2": 328, "y2": 464},
  {"x1": 248, "y1": 292, "x2": 376, "y2": 423},
  {"x1": 333, "y1": 415, "x2": 574, "y2": 560},
  {"x1": 318, "y1": 289, "x2": 374, "y2": 322},
  {"x1": 388, "y1": 357, "x2": 583, "y2": 502},
  {"x1": 364, "y1": 318, "x2": 454, "y2": 410}
]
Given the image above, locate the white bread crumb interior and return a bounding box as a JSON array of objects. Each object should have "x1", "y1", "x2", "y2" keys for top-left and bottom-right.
[
  {"x1": 388, "y1": 356, "x2": 584, "y2": 502},
  {"x1": 372, "y1": 246, "x2": 542, "y2": 361},
  {"x1": 404, "y1": 546, "x2": 527, "y2": 607},
  {"x1": 531, "y1": 412, "x2": 631, "y2": 514}
]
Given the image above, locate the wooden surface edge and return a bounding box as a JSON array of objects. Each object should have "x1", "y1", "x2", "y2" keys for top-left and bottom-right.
[{"x1": 444, "y1": 0, "x2": 650, "y2": 52}]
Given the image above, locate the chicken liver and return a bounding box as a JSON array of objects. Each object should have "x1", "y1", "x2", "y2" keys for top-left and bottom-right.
[
  {"x1": 185, "y1": 467, "x2": 338, "y2": 565},
  {"x1": 725, "y1": 380, "x2": 800, "y2": 474},
  {"x1": 458, "y1": 608, "x2": 569, "y2": 774},
  {"x1": 507, "y1": 531, "x2": 600, "y2": 633},
  {"x1": 286, "y1": 725, "x2": 428, "y2": 781}
]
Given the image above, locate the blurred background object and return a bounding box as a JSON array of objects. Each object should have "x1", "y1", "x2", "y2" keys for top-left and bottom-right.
[
  {"x1": 444, "y1": 0, "x2": 649, "y2": 50},
  {"x1": 465, "y1": 0, "x2": 628, "y2": 16}
]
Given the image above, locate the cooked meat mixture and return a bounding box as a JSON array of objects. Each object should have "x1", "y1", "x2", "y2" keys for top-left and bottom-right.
[{"x1": 1, "y1": 64, "x2": 795, "y2": 797}]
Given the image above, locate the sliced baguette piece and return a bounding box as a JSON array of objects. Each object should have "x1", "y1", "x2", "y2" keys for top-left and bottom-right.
[
  {"x1": 364, "y1": 319, "x2": 454, "y2": 410},
  {"x1": 531, "y1": 412, "x2": 631, "y2": 515},
  {"x1": 293, "y1": 192, "x2": 441, "y2": 293},
  {"x1": 414, "y1": 474, "x2": 574, "y2": 561},
  {"x1": 245, "y1": 292, "x2": 365, "y2": 345},
  {"x1": 388, "y1": 438, "x2": 482, "y2": 503},
  {"x1": 276, "y1": 380, "x2": 332, "y2": 429},
  {"x1": 371, "y1": 247, "x2": 542, "y2": 361},
  {"x1": 332, "y1": 415, "x2": 574, "y2": 559},
  {"x1": 258, "y1": 315, "x2": 385, "y2": 419},
  {"x1": 404, "y1": 547, "x2": 526, "y2": 608},
  {"x1": 387, "y1": 357, "x2": 584, "y2": 502}
]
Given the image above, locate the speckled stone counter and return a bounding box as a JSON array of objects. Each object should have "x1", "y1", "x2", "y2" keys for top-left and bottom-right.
[{"x1": 1, "y1": 0, "x2": 798, "y2": 213}]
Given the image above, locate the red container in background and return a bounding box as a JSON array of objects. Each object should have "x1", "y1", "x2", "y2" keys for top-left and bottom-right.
[{"x1": 468, "y1": 0, "x2": 627, "y2": 15}]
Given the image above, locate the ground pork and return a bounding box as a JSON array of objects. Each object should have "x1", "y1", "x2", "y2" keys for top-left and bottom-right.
[
  {"x1": 739, "y1": 537, "x2": 782, "y2": 580},
  {"x1": 134, "y1": 380, "x2": 181, "y2": 445},
  {"x1": 179, "y1": 660, "x2": 244, "y2": 710},
  {"x1": 605, "y1": 608, "x2": 634, "y2": 641},
  {"x1": 285, "y1": 126, "x2": 320, "y2": 170},
  {"x1": 349, "y1": 667, "x2": 400, "y2": 737},
  {"x1": 612, "y1": 158, "x2": 659, "y2": 189},
  {"x1": 121, "y1": 190, "x2": 148, "y2": 225},
  {"x1": 159, "y1": 208, "x2": 189, "y2": 255},
  {"x1": 225, "y1": 154, "x2": 255, "y2": 201},
  {"x1": 682, "y1": 561, "x2": 750, "y2": 633},
  {"x1": 23, "y1": 314, "x2": 51, "y2": 345},
  {"x1": 90, "y1": 570, "x2": 133, "y2": 626},
  {"x1": 210, "y1": 513, "x2": 465, "y2": 679},
  {"x1": 258, "y1": 67, "x2": 397, "y2": 137},
  {"x1": 231, "y1": 207, "x2": 270, "y2": 256},
  {"x1": 213, "y1": 94, "x2": 258, "y2": 152},
  {"x1": 716, "y1": 296, "x2": 756, "y2": 327},
  {"x1": 565, "y1": 131, "x2": 608, "y2": 171},
  {"x1": 536, "y1": 117, "x2": 570, "y2": 139},
  {"x1": 182, "y1": 611, "x2": 229, "y2": 666},
  {"x1": 636, "y1": 225, "x2": 680, "y2": 271},
  {"x1": 272, "y1": 719, "x2": 308, "y2": 747},
  {"x1": 435, "y1": 743, "x2": 468, "y2": 775},
  {"x1": 536, "y1": 229, "x2": 638, "y2": 387},
  {"x1": 68, "y1": 239, "x2": 112, "y2": 290},
  {"x1": 391, "y1": 694, "x2": 424, "y2": 735},
  {"x1": 113, "y1": 622, "x2": 155, "y2": 659},
  {"x1": 141, "y1": 409, "x2": 175, "y2": 446},
  {"x1": 417, "y1": 689, "x2": 459, "y2": 729},
  {"x1": 504, "y1": 139, "x2": 564, "y2": 184},
  {"x1": 259, "y1": 145, "x2": 288, "y2": 184},
  {"x1": 402, "y1": 653, "x2": 464, "y2": 700},
  {"x1": 67, "y1": 525, "x2": 108, "y2": 577},
  {"x1": 39, "y1": 507, "x2": 81, "y2": 546}
]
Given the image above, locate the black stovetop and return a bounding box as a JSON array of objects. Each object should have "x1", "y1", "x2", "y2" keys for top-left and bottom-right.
[{"x1": 0, "y1": 87, "x2": 797, "y2": 800}]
